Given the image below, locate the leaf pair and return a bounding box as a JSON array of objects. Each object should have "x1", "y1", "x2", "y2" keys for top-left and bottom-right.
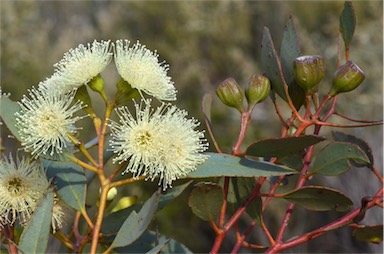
[{"x1": 261, "y1": 16, "x2": 305, "y2": 109}]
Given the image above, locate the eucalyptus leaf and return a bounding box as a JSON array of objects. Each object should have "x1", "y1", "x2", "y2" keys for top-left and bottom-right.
[
  {"x1": 332, "y1": 131, "x2": 374, "y2": 167},
  {"x1": 0, "y1": 96, "x2": 21, "y2": 140},
  {"x1": 232, "y1": 178, "x2": 262, "y2": 224},
  {"x1": 145, "y1": 238, "x2": 169, "y2": 254},
  {"x1": 43, "y1": 159, "x2": 87, "y2": 211},
  {"x1": 339, "y1": 1, "x2": 356, "y2": 49},
  {"x1": 280, "y1": 16, "x2": 305, "y2": 109},
  {"x1": 110, "y1": 191, "x2": 159, "y2": 249},
  {"x1": 19, "y1": 190, "x2": 54, "y2": 254},
  {"x1": 188, "y1": 182, "x2": 224, "y2": 221},
  {"x1": 311, "y1": 142, "x2": 370, "y2": 176},
  {"x1": 102, "y1": 205, "x2": 140, "y2": 235},
  {"x1": 282, "y1": 186, "x2": 353, "y2": 212},
  {"x1": 246, "y1": 135, "x2": 325, "y2": 158},
  {"x1": 261, "y1": 27, "x2": 287, "y2": 101},
  {"x1": 352, "y1": 225, "x2": 383, "y2": 244},
  {"x1": 113, "y1": 231, "x2": 192, "y2": 254},
  {"x1": 187, "y1": 153, "x2": 296, "y2": 178},
  {"x1": 158, "y1": 181, "x2": 192, "y2": 211}
]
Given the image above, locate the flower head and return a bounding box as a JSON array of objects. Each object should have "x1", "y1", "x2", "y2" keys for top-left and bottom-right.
[
  {"x1": 51, "y1": 193, "x2": 71, "y2": 233},
  {"x1": 15, "y1": 87, "x2": 85, "y2": 158},
  {"x1": 114, "y1": 40, "x2": 177, "y2": 101},
  {"x1": 42, "y1": 40, "x2": 112, "y2": 94},
  {"x1": 110, "y1": 100, "x2": 208, "y2": 189},
  {"x1": 0, "y1": 155, "x2": 49, "y2": 225}
]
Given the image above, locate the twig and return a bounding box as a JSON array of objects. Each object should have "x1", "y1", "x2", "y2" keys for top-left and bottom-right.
[{"x1": 333, "y1": 112, "x2": 383, "y2": 123}]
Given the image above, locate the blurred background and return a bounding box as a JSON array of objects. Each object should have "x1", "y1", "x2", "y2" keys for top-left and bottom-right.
[{"x1": 1, "y1": 1, "x2": 382, "y2": 253}]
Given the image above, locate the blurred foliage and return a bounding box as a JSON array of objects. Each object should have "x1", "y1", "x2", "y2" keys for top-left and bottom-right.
[{"x1": 1, "y1": 1, "x2": 382, "y2": 253}]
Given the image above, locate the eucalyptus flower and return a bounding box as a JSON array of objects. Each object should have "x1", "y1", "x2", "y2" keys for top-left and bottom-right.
[
  {"x1": 114, "y1": 40, "x2": 177, "y2": 101},
  {"x1": 110, "y1": 100, "x2": 208, "y2": 189},
  {"x1": 15, "y1": 87, "x2": 85, "y2": 158},
  {"x1": 0, "y1": 155, "x2": 49, "y2": 225},
  {"x1": 41, "y1": 40, "x2": 112, "y2": 94},
  {"x1": 51, "y1": 194, "x2": 71, "y2": 233}
]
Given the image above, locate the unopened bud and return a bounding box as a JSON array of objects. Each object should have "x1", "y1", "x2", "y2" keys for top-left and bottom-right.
[
  {"x1": 329, "y1": 61, "x2": 365, "y2": 97},
  {"x1": 88, "y1": 74, "x2": 105, "y2": 93},
  {"x1": 107, "y1": 187, "x2": 117, "y2": 201},
  {"x1": 245, "y1": 74, "x2": 271, "y2": 109},
  {"x1": 216, "y1": 78, "x2": 245, "y2": 112},
  {"x1": 293, "y1": 55, "x2": 325, "y2": 93},
  {"x1": 99, "y1": 187, "x2": 118, "y2": 201}
]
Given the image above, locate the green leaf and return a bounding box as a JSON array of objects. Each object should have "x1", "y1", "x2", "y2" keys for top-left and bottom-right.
[
  {"x1": 280, "y1": 16, "x2": 305, "y2": 109},
  {"x1": 43, "y1": 159, "x2": 87, "y2": 211},
  {"x1": 352, "y1": 225, "x2": 383, "y2": 244},
  {"x1": 188, "y1": 153, "x2": 296, "y2": 178},
  {"x1": 246, "y1": 135, "x2": 325, "y2": 158},
  {"x1": 113, "y1": 231, "x2": 192, "y2": 254},
  {"x1": 19, "y1": 189, "x2": 54, "y2": 254},
  {"x1": 158, "y1": 181, "x2": 192, "y2": 211},
  {"x1": 311, "y1": 142, "x2": 370, "y2": 176},
  {"x1": 102, "y1": 205, "x2": 140, "y2": 235},
  {"x1": 277, "y1": 153, "x2": 304, "y2": 170},
  {"x1": 188, "y1": 182, "x2": 224, "y2": 221},
  {"x1": 261, "y1": 27, "x2": 287, "y2": 101},
  {"x1": 282, "y1": 186, "x2": 353, "y2": 211},
  {"x1": 332, "y1": 131, "x2": 374, "y2": 167},
  {"x1": 339, "y1": 1, "x2": 356, "y2": 49},
  {"x1": 0, "y1": 96, "x2": 22, "y2": 140},
  {"x1": 232, "y1": 178, "x2": 262, "y2": 224},
  {"x1": 110, "y1": 191, "x2": 159, "y2": 249},
  {"x1": 145, "y1": 238, "x2": 169, "y2": 254}
]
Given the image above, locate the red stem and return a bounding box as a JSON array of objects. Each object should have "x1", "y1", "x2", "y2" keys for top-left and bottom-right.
[
  {"x1": 2, "y1": 224, "x2": 18, "y2": 254},
  {"x1": 333, "y1": 112, "x2": 383, "y2": 123},
  {"x1": 232, "y1": 111, "x2": 252, "y2": 156},
  {"x1": 210, "y1": 177, "x2": 266, "y2": 253},
  {"x1": 272, "y1": 93, "x2": 289, "y2": 129},
  {"x1": 219, "y1": 177, "x2": 230, "y2": 229},
  {"x1": 269, "y1": 189, "x2": 383, "y2": 253}
]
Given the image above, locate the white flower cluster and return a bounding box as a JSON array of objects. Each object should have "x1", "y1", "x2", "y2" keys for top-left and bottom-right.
[
  {"x1": 0, "y1": 155, "x2": 68, "y2": 232},
  {"x1": 13, "y1": 39, "x2": 208, "y2": 191},
  {"x1": 39, "y1": 39, "x2": 177, "y2": 100},
  {"x1": 110, "y1": 100, "x2": 208, "y2": 190}
]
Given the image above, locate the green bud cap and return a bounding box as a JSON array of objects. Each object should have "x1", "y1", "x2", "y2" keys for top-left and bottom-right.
[
  {"x1": 293, "y1": 55, "x2": 325, "y2": 92},
  {"x1": 88, "y1": 74, "x2": 105, "y2": 93},
  {"x1": 216, "y1": 78, "x2": 245, "y2": 112},
  {"x1": 115, "y1": 78, "x2": 140, "y2": 105},
  {"x1": 329, "y1": 60, "x2": 365, "y2": 97},
  {"x1": 88, "y1": 74, "x2": 108, "y2": 102},
  {"x1": 74, "y1": 85, "x2": 95, "y2": 117},
  {"x1": 245, "y1": 74, "x2": 271, "y2": 109}
]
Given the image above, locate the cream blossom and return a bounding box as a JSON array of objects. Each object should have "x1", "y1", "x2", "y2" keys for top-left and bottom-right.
[
  {"x1": 114, "y1": 40, "x2": 177, "y2": 101},
  {"x1": 0, "y1": 156, "x2": 49, "y2": 225},
  {"x1": 40, "y1": 40, "x2": 112, "y2": 94},
  {"x1": 15, "y1": 87, "x2": 85, "y2": 158},
  {"x1": 51, "y1": 194, "x2": 71, "y2": 233},
  {"x1": 109, "y1": 100, "x2": 208, "y2": 189}
]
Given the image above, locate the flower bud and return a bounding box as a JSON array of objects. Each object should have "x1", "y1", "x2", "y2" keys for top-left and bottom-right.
[
  {"x1": 216, "y1": 78, "x2": 245, "y2": 112},
  {"x1": 245, "y1": 74, "x2": 271, "y2": 109},
  {"x1": 88, "y1": 74, "x2": 105, "y2": 93},
  {"x1": 293, "y1": 55, "x2": 325, "y2": 92},
  {"x1": 329, "y1": 61, "x2": 365, "y2": 97},
  {"x1": 106, "y1": 187, "x2": 118, "y2": 201},
  {"x1": 74, "y1": 85, "x2": 95, "y2": 117}
]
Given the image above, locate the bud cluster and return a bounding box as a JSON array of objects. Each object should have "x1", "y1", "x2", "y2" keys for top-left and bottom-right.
[
  {"x1": 292, "y1": 55, "x2": 365, "y2": 97},
  {"x1": 216, "y1": 74, "x2": 271, "y2": 113}
]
